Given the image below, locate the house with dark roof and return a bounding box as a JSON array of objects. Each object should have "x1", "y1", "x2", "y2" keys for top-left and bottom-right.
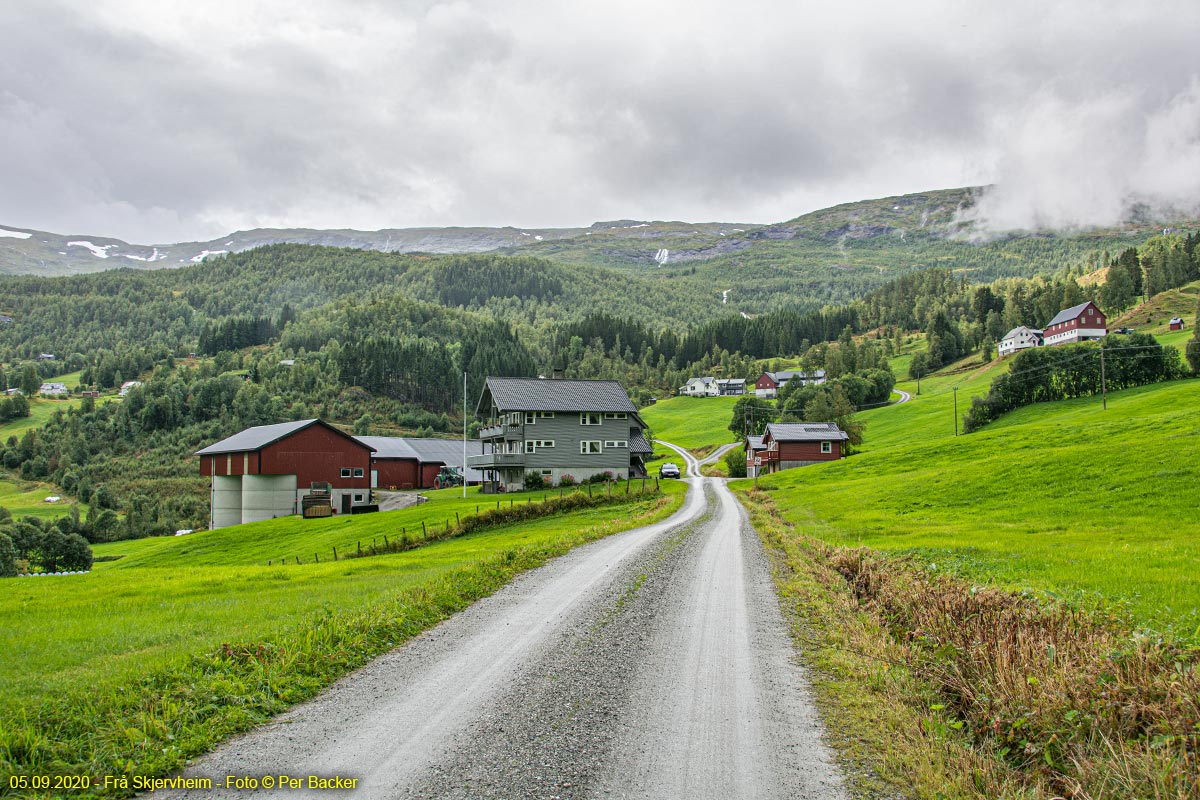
[
  {"x1": 998, "y1": 325, "x2": 1043, "y2": 357},
  {"x1": 761, "y1": 422, "x2": 849, "y2": 472},
  {"x1": 1043, "y1": 301, "x2": 1107, "y2": 346},
  {"x1": 196, "y1": 419, "x2": 375, "y2": 528},
  {"x1": 679, "y1": 376, "x2": 718, "y2": 397},
  {"x1": 717, "y1": 378, "x2": 746, "y2": 396},
  {"x1": 753, "y1": 370, "x2": 825, "y2": 398},
  {"x1": 469, "y1": 377, "x2": 653, "y2": 492},
  {"x1": 745, "y1": 434, "x2": 767, "y2": 478}
]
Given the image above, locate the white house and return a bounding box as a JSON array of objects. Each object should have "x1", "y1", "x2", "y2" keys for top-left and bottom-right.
[
  {"x1": 119, "y1": 380, "x2": 143, "y2": 396},
  {"x1": 39, "y1": 382, "x2": 69, "y2": 397},
  {"x1": 679, "y1": 377, "x2": 719, "y2": 397},
  {"x1": 998, "y1": 326, "x2": 1042, "y2": 357}
]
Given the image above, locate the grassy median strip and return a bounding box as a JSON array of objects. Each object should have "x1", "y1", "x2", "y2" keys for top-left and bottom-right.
[{"x1": 0, "y1": 482, "x2": 685, "y2": 798}]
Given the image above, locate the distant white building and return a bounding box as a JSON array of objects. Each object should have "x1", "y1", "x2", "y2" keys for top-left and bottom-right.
[
  {"x1": 998, "y1": 326, "x2": 1042, "y2": 357},
  {"x1": 119, "y1": 380, "x2": 143, "y2": 396},
  {"x1": 39, "y1": 382, "x2": 68, "y2": 397},
  {"x1": 679, "y1": 377, "x2": 719, "y2": 397}
]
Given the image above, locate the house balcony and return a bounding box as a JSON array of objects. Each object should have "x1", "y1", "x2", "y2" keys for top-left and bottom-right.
[
  {"x1": 478, "y1": 423, "x2": 523, "y2": 442},
  {"x1": 467, "y1": 452, "x2": 526, "y2": 470}
]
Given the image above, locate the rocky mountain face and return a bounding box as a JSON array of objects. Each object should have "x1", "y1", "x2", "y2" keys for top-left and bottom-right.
[{"x1": 2, "y1": 185, "x2": 1196, "y2": 278}]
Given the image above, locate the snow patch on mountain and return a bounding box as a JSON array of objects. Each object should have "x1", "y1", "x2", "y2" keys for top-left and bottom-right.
[
  {"x1": 68, "y1": 241, "x2": 113, "y2": 258},
  {"x1": 0, "y1": 227, "x2": 31, "y2": 239}
]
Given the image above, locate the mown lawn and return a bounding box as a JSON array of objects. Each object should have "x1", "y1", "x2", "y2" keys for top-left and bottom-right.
[
  {"x1": 640, "y1": 394, "x2": 740, "y2": 452},
  {"x1": 733, "y1": 378, "x2": 1200, "y2": 638}
]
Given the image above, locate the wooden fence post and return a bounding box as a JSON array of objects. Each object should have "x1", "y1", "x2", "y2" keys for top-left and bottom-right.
[
  {"x1": 456, "y1": 512, "x2": 460, "y2": 525},
  {"x1": 422, "y1": 521, "x2": 427, "y2": 537},
  {"x1": 314, "y1": 553, "x2": 319, "y2": 563},
  {"x1": 332, "y1": 547, "x2": 337, "y2": 561},
  {"x1": 357, "y1": 541, "x2": 362, "y2": 555}
]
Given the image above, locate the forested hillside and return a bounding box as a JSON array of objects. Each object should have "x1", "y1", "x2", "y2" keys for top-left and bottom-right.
[{"x1": 2, "y1": 202, "x2": 1198, "y2": 541}]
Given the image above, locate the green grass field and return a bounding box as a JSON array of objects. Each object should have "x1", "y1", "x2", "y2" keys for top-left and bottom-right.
[
  {"x1": 0, "y1": 473, "x2": 83, "y2": 520},
  {"x1": 640, "y1": 394, "x2": 741, "y2": 453},
  {"x1": 0, "y1": 480, "x2": 686, "y2": 790},
  {"x1": 734, "y1": 377, "x2": 1200, "y2": 638}
]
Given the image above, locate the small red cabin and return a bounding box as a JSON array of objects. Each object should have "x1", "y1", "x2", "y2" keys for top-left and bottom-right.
[{"x1": 761, "y1": 422, "x2": 848, "y2": 473}]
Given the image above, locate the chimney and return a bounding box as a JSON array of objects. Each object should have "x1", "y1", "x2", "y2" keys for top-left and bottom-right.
[{"x1": 552, "y1": 367, "x2": 565, "y2": 380}]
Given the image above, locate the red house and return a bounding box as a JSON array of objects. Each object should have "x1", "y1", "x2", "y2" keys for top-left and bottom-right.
[
  {"x1": 761, "y1": 422, "x2": 848, "y2": 473},
  {"x1": 1043, "y1": 301, "x2": 1107, "y2": 346},
  {"x1": 745, "y1": 434, "x2": 767, "y2": 477},
  {"x1": 197, "y1": 419, "x2": 374, "y2": 528}
]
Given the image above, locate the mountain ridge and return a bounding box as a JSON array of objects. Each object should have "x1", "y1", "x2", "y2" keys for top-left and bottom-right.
[{"x1": 3, "y1": 185, "x2": 1199, "y2": 278}]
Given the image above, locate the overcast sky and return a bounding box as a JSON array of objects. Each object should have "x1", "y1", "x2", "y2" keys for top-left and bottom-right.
[{"x1": 3, "y1": 0, "x2": 1200, "y2": 243}]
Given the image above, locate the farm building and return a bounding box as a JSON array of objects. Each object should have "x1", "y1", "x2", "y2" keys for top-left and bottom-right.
[
  {"x1": 1043, "y1": 301, "x2": 1107, "y2": 346},
  {"x1": 39, "y1": 382, "x2": 69, "y2": 397},
  {"x1": 1170, "y1": 317, "x2": 1185, "y2": 331},
  {"x1": 355, "y1": 436, "x2": 485, "y2": 489},
  {"x1": 717, "y1": 378, "x2": 746, "y2": 396},
  {"x1": 998, "y1": 325, "x2": 1043, "y2": 357},
  {"x1": 754, "y1": 370, "x2": 825, "y2": 398},
  {"x1": 197, "y1": 419, "x2": 375, "y2": 529},
  {"x1": 469, "y1": 377, "x2": 652, "y2": 493},
  {"x1": 679, "y1": 377, "x2": 718, "y2": 396},
  {"x1": 761, "y1": 422, "x2": 849, "y2": 473},
  {"x1": 745, "y1": 434, "x2": 767, "y2": 478},
  {"x1": 119, "y1": 380, "x2": 143, "y2": 396}
]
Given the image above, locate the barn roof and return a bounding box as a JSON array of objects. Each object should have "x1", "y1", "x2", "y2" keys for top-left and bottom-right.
[
  {"x1": 355, "y1": 436, "x2": 486, "y2": 482},
  {"x1": 746, "y1": 435, "x2": 766, "y2": 451},
  {"x1": 1045, "y1": 301, "x2": 1099, "y2": 328},
  {"x1": 196, "y1": 419, "x2": 373, "y2": 456},
  {"x1": 764, "y1": 422, "x2": 849, "y2": 442},
  {"x1": 478, "y1": 377, "x2": 639, "y2": 415}
]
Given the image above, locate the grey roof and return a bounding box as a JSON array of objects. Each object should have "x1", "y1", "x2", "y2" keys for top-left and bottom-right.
[
  {"x1": 764, "y1": 422, "x2": 849, "y2": 442},
  {"x1": 718, "y1": 378, "x2": 746, "y2": 386},
  {"x1": 1002, "y1": 326, "x2": 1042, "y2": 341},
  {"x1": 355, "y1": 436, "x2": 420, "y2": 460},
  {"x1": 196, "y1": 419, "x2": 374, "y2": 456},
  {"x1": 629, "y1": 430, "x2": 653, "y2": 454},
  {"x1": 1045, "y1": 301, "x2": 1099, "y2": 328},
  {"x1": 746, "y1": 435, "x2": 766, "y2": 451},
  {"x1": 479, "y1": 377, "x2": 638, "y2": 414},
  {"x1": 356, "y1": 436, "x2": 486, "y2": 483}
]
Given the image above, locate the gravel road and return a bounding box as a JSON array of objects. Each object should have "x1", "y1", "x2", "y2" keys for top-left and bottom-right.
[{"x1": 159, "y1": 453, "x2": 845, "y2": 799}]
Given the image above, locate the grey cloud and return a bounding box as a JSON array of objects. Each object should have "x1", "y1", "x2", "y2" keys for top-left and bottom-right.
[{"x1": 2, "y1": 1, "x2": 1199, "y2": 241}]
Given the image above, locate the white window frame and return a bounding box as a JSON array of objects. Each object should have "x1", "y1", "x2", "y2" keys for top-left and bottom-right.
[
  {"x1": 353, "y1": 468, "x2": 364, "y2": 478},
  {"x1": 525, "y1": 439, "x2": 555, "y2": 453},
  {"x1": 340, "y1": 468, "x2": 352, "y2": 478},
  {"x1": 539, "y1": 411, "x2": 555, "y2": 418},
  {"x1": 604, "y1": 440, "x2": 627, "y2": 448},
  {"x1": 525, "y1": 412, "x2": 537, "y2": 424},
  {"x1": 580, "y1": 412, "x2": 601, "y2": 425},
  {"x1": 580, "y1": 440, "x2": 602, "y2": 454},
  {"x1": 821, "y1": 441, "x2": 832, "y2": 454},
  {"x1": 603, "y1": 412, "x2": 628, "y2": 419}
]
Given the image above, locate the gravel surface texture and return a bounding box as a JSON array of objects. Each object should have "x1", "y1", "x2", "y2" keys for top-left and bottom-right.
[{"x1": 156, "y1": 447, "x2": 845, "y2": 800}]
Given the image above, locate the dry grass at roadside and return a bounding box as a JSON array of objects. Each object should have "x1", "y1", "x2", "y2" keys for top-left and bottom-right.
[{"x1": 745, "y1": 489, "x2": 1200, "y2": 800}]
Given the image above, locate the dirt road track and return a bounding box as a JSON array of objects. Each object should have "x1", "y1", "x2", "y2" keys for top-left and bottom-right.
[{"x1": 159, "y1": 450, "x2": 845, "y2": 799}]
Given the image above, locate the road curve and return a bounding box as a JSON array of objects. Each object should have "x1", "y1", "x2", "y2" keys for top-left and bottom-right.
[
  {"x1": 158, "y1": 461, "x2": 845, "y2": 799},
  {"x1": 894, "y1": 389, "x2": 912, "y2": 404}
]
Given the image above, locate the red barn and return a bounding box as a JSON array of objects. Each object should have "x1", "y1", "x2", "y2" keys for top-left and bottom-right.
[
  {"x1": 197, "y1": 419, "x2": 374, "y2": 528},
  {"x1": 761, "y1": 422, "x2": 848, "y2": 473},
  {"x1": 1043, "y1": 301, "x2": 1107, "y2": 346},
  {"x1": 356, "y1": 436, "x2": 486, "y2": 490}
]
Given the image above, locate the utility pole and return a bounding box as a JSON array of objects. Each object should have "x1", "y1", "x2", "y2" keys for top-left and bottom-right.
[
  {"x1": 1100, "y1": 346, "x2": 1107, "y2": 411},
  {"x1": 462, "y1": 371, "x2": 468, "y2": 498},
  {"x1": 953, "y1": 386, "x2": 959, "y2": 436},
  {"x1": 916, "y1": 369, "x2": 922, "y2": 396}
]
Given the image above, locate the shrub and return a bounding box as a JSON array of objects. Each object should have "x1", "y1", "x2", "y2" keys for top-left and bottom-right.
[
  {"x1": 523, "y1": 471, "x2": 546, "y2": 490},
  {"x1": 724, "y1": 446, "x2": 747, "y2": 478},
  {"x1": 0, "y1": 532, "x2": 16, "y2": 577},
  {"x1": 559, "y1": 474, "x2": 576, "y2": 487}
]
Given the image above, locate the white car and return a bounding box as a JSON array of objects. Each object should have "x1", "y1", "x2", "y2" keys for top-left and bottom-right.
[{"x1": 659, "y1": 463, "x2": 681, "y2": 478}]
